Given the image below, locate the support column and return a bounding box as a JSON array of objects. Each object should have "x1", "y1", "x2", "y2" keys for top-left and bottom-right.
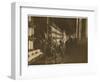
[
  {"x1": 76, "y1": 18, "x2": 79, "y2": 38},
  {"x1": 79, "y1": 18, "x2": 82, "y2": 40}
]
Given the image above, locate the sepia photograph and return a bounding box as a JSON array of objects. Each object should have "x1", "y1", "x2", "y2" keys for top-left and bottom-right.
[{"x1": 28, "y1": 16, "x2": 88, "y2": 65}]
